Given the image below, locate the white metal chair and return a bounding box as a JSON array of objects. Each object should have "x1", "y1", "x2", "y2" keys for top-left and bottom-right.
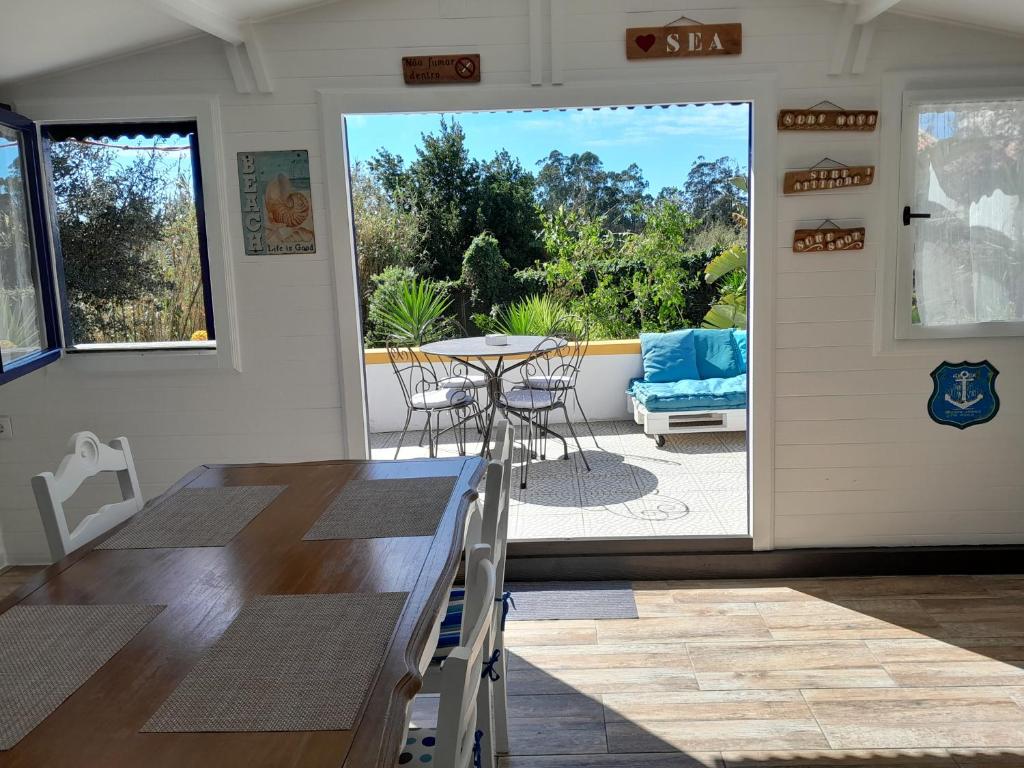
[
  {"x1": 399, "y1": 543, "x2": 497, "y2": 768},
  {"x1": 31, "y1": 431, "x2": 143, "y2": 561},
  {"x1": 498, "y1": 336, "x2": 591, "y2": 488}
]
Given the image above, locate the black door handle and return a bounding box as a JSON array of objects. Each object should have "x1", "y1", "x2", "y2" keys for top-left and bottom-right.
[{"x1": 903, "y1": 205, "x2": 932, "y2": 226}]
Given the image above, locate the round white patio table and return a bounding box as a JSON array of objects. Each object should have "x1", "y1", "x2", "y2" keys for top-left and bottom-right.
[{"x1": 419, "y1": 335, "x2": 565, "y2": 456}]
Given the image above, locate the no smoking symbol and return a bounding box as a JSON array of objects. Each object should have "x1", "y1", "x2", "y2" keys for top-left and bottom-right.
[{"x1": 455, "y1": 57, "x2": 476, "y2": 79}]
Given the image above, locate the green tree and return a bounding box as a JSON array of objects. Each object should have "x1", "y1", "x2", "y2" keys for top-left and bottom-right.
[
  {"x1": 475, "y1": 151, "x2": 544, "y2": 271},
  {"x1": 535, "y1": 150, "x2": 650, "y2": 232},
  {"x1": 49, "y1": 141, "x2": 173, "y2": 343},
  {"x1": 460, "y1": 232, "x2": 509, "y2": 316},
  {"x1": 674, "y1": 155, "x2": 747, "y2": 230}
]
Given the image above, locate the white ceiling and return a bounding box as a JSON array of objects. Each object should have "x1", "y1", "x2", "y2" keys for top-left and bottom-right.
[
  {"x1": 0, "y1": 0, "x2": 327, "y2": 85},
  {"x1": 1, "y1": 0, "x2": 1023, "y2": 87}
]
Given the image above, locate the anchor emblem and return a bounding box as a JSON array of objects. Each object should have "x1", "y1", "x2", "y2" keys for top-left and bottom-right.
[
  {"x1": 944, "y1": 370, "x2": 984, "y2": 411},
  {"x1": 928, "y1": 360, "x2": 999, "y2": 430}
]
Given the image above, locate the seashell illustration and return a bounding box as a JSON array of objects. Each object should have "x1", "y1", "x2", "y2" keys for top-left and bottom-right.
[{"x1": 265, "y1": 173, "x2": 311, "y2": 228}]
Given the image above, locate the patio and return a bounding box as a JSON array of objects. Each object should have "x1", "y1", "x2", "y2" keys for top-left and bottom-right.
[{"x1": 370, "y1": 419, "x2": 748, "y2": 539}]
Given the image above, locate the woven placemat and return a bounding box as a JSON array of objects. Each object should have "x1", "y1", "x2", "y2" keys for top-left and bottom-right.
[
  {"x1": 143, "y1": 592, "x2": 407, "y2": 733},
  {"x1": 98, "y1": 485, "x2": 286, "y2": 549},
  {"x1": 303, "y1": 476, "x2": 457, "y2": 540},
  {"x1": 1, "y1": 603, "x2": 164, "y2": 750}
]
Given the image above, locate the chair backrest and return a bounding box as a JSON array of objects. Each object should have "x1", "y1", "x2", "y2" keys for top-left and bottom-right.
[
  {"x1": 31, "y1": 431, "x2": 143, "y2": 561},
  {"x1": 513, "y1": 335, "x2": 574, "y2": 407},
  {"x1": 385, "y1": 339, "x2": 440, "y2": 411},
  {"x1": 562, "y1": 321, "x2": 591, "y2": 388},
  {"x1": 436, "y1": 542, "x2": 497, "y2": 768},
  {"x1": 483, "y1": 421, "x2": 514, "y2": 593}
]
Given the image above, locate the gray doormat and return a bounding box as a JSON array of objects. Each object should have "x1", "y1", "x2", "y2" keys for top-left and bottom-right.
[
  {"x1": 1, "y1": 603, "x2": 164, "y2": 750},
  {"x1": 98, "y1": 485, "x2": 286, "y2": 549},
  {"x1": 303, "y1": 476, "x2": 457, "y2": 540},
  {"x1": 504, "y1": 581, "x2": 638, "y2": 621},
  {"x1": 143, "y1": 592, "x2": 408, "y2": 733}
]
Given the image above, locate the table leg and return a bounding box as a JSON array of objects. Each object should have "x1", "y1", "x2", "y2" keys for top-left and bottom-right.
[{"x1": 479, "y1": 362, "x2": 503, "y2": 457}]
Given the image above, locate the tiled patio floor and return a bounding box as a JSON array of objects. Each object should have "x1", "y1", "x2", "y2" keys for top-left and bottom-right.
[{"x1": 370, "y1": 419, "x2": 748, "y2": 539}]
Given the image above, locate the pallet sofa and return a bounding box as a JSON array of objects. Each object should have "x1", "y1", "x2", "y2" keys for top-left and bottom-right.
[{"x1": 626, "y1": 328, "x2": 747, "y2": 447}]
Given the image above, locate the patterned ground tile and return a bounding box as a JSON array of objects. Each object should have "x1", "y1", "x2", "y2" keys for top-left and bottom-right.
[{"x1": 372, "y1": 419, "x2": 748, "y2": 540}]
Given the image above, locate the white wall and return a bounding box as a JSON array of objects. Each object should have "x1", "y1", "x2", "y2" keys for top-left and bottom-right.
[{"x1": 1, "y1": 0, "x2": 1023, "y2": 561}]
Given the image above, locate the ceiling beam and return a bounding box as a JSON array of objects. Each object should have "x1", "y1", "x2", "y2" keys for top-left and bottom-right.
[
  {"x1": 144, "y1": 0, "x2": 245, "y2": 45},
  {"x1": 829, "y1": 2, "x2": 859, "y2": 76},
  {"x1": 855, "y1": 0, "x2": 902, "y2": 25}
]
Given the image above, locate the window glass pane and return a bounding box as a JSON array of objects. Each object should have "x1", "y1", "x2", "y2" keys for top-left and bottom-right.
[
  {"x1": 0, "y1": 125, "x2": 46, "y2": 365},
  {"x1": 48, "y1": 129, "x2": 211, "y2": 345},
  {"x1": 912, "y1": 99, "x2": 1024, "y2": 327}
]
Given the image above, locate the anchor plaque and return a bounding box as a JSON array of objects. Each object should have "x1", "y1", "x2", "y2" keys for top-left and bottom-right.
[{"x1": 927, "y1": 361, "x2": 1000, "y2": 430}]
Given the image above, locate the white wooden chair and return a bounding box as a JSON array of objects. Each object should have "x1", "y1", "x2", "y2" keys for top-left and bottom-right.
[
  {"x1": 31, "y1": 431, "x2": 143, "y2": 561},
  {"x1": 400, "y1": 543, "x2": 497, "y2": 767},
  {"x1": 421, "y1": 421, "x2": 514, "y2": 766}
]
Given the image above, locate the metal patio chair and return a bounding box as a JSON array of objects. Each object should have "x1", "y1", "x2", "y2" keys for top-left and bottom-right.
[{"x1": 386, "y1": 339, "x2": 483, "y2": 459}]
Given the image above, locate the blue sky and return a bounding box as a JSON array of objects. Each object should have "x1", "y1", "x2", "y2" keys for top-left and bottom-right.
[{"x1": 344, "y1": 102, "x2": 750, "y2": 195}]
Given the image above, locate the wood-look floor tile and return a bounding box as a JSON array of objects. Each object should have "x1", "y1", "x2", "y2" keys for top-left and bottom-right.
[
  {"x1": 633, "y1": 580, "x2": 830, "y2": 603},
  {"x1": 972, "y1": 576, "x2": 1024, "y2": 597},
  {"x1": 507, "y1": 716, "x2": 607, "y2": 755},
  {"x1": 509, "y1": 665, "x2": 698, "y2": 695},
  {"x1": 509, "y1": 644, "x2": 693, "y2": 672},
  {"x1": 949, "y1": 749, "x2": 1024, "y2": 767},
  {"x1": 816, "y1": 576, "x2": 991, "y2": 600},
  {"x1": 867, "y1": 638, "x2": 1024, "y2": 664},
  {"x1": 758, "y1": 599, "x2": 941, "y2": 640},
  {"x1": 805, "y1": 687, "x2": 1024, "y2": 725},
  {"x1": 603, "y1": 690, "x2": 812, "y2": 723},
  {"x1": 500, "y1": 753, "x2": 725, "y2": 767},
  {"x1": 507, "y1": 693, "x2": 604, "y2": 720},
  {"x1": 597, "y1": 615, "x2": 771, "y2": 644},
  {"x1": 503, "y1": 620, "x2": 598, "y2": 646},
  {"x1": 688, "y1": 640, "x2": 895, "y2": 690},
  {"x1": 721, "y1": 749, "x2": 956, "y2": 767},
  {"x1": 806, "y1": 687, "x2": 1024, "y2": 749},
  {"x1": 635, "y1": 595, "x2": 761, "y2": 618},
  {"x1": 882, "y1": 661, "x2": 1024, "y2": 687},
  {"x1": 922, "y1": 598, "x2": 1024, "y2": 638},
  {"x1": 607, "y1": 718, "x2": 829, "y2": 753}
]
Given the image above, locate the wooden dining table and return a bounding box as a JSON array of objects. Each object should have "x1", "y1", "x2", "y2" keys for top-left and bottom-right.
[{"x1": 0, "y1": 456, "x2": 485, "y2": 768}]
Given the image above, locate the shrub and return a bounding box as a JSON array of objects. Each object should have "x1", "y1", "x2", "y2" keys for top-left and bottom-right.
[{"x1": 365, "y1": 267, "x2": 453, "y2": 346}]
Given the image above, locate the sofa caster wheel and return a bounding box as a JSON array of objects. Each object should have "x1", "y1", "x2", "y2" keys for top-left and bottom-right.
[{"x1": 655, "y1": 434, "x2": 666, "y2": 448}]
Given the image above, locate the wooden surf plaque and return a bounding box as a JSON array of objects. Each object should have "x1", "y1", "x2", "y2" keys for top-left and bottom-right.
[
  {"x1": 793, "y1": 227, "x2": 865, "y2": 253},
  {"x1": 778, "y1": 109, "x2": 877, "y2": 131},
  {"x1": 402, "y1": 54, "x2": 480, "y2": 84},
  {"x1": 784, "y1": 165, "x2": 875, "y2": 194},
  {"x1": 626, "y1": 24, "x2": 742, "y2": 59}
]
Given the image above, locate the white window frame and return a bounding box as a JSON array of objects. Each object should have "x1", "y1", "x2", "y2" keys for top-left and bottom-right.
[
  {"x1": 877, "y1": 68, "x2": 1024, "y2": 354},
  {"x1": 12, "y1": 95, "x2": 240, "y2": 373},
  {"x1": 317, "y1": 75, "x2": 778, "y2": 551}
]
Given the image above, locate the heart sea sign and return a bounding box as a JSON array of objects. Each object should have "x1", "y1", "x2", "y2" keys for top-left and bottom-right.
[
  {"x1": 927, "y1": 361, "x2": 1000, "y2": 430},
  {"x1": 626, "y1": 24, "x2": 742, "y2": 59}
]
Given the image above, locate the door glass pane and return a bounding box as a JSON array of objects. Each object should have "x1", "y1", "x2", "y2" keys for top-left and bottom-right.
[
  {"x1": 911, "y1": 99, "x2": 1024, "y2": 327},
  {"x1": 0, "y1": 124, "x2": 46, "y2": 365}
]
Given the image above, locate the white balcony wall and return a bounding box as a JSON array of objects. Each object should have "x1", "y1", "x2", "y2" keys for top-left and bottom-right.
[
  {"x1": 0, "y1": 0, "x2": 1023, "y2": 561},
  {"x1": 365, "y1": 352, "x2": 643, "y2": 434}
]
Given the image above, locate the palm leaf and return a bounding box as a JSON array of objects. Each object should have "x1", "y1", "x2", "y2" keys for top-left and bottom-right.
[
  {"x1": 702, "y1": 294, "x2": 747, "y2": 329},
  {"x1": 705, "y1": 244, "x2": 747, "y2": 284}
]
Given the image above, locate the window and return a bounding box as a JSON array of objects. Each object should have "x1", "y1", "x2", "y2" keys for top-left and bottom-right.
[
  {"x1": 0, "y1": 106, "x2": 60, "y2": 385},
  {"x1": 897, "y1": 91, "x2": 1024, "y2": 339},
  {"x1": 43, "y1": 121, "x2": 215, "y2": 349}
]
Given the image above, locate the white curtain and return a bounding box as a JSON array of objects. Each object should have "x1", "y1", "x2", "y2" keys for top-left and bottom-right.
[{"x1": 913, "y1": 99, "x2": 1024, "y2": 327}]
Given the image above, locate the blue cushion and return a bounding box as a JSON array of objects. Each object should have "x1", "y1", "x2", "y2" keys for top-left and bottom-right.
[
  {"x1": 433, "y1": 587, "x2": 464, "y2": 660},
  {"x1": 692, "y1": 329, "x2": 742, "y2": 379},
  {"x1": 733, "y1": 329, "x2": 747, "y2": 372},
  {"x1": 639, "y1": 330, "x2": 700, "y2": 383},
  {"x1": 628, "y1": 374, "x2": 747, "y2": 412}
]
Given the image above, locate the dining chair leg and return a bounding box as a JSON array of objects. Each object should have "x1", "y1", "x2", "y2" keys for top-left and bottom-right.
[
  {"x1": 572, "y1": 388, "x2": 600, "y2": 448},
  {"x1": 394, "y1": 410, "x2": 413, "y2": 460},
  {"x1": 492, "y1": 630, "x2": 509, "y2": 754},
  {"x1": 559, "y1": 403, "x2": 591, "y2": 471},
  {"x1": 475, "y1": 627, "x2": 498, "y2": 768}
]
